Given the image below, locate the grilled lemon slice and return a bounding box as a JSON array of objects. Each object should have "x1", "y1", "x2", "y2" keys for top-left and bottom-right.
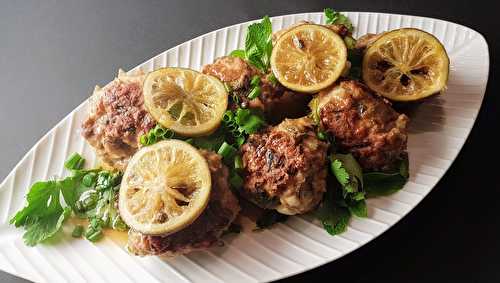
[
  {"x1": 270, "y1": 24, "x2": 347, "y2": 93},
  {"x1": 143, "y1": 67, "x2": 228, "y2": 137},
  {"x1": 362, "y1": 28, "x2": 449, "y2": 101},
  {"x1": 119, "y1": 139, "x2": 211, "y2": 235}
]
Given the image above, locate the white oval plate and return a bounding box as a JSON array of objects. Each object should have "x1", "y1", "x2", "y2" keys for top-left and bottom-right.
[{"x1": 0, "y1": 12, "x2": 489, "y2": 283}]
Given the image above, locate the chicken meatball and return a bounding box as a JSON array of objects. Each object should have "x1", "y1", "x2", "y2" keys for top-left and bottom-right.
[
  {"x1": 240, "y1": 117, "x2": 328, "y2": 215},
  {"x1": 81, "y1": 70, "x2": 155, "y2": 171},
  {"x1": 127, "y1": 150, "x2": 240, "y2": 256},
  {"x1": 202, "y1": 56, "x2": 310, "y2": 123},
  {"x1": 316, "y1": 80, "x2": 409, "y2": 171}
]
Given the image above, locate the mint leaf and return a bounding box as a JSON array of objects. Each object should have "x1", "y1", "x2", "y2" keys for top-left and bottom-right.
[
  {"x1": 347, "y1": 199, "x2": 367, "y2": 218},
  {"x1": 229, "y1": 49, "x2": 246, "y2": 59},
  {"x1": 315, "y1": 188, "x2": 351, "y2": 235},
  {"x1": 324, "y1": 8, "x2": 353, "y2": 32},
  {"x1": 243, "y1": 16, "x2": 273, "y2": 72},
  {"x1": 364, "y1": 158, "x2": 410, "y2": 197}
]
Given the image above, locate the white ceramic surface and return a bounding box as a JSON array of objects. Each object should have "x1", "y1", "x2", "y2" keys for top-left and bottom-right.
[{"x1": 0, "y1": 12, "x2": 489, "y2": 283}]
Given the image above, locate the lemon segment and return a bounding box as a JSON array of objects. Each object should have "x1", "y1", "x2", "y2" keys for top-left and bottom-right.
[
  {"x1": 362, "y1": 28, "x2": 449, "y2": 101},
  {"x1": 143, "y1": 67, "x2": 228, "y2": 137},
  {"x1": 270, "y1": 24, "x2": 347, "y2": 93},
  {"x1": 119, "y1": 140, "x2": 211, "y2": 236}
]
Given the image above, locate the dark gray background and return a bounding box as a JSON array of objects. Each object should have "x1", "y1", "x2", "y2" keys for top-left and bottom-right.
[{"x1": 1, "y1": 0, "x2": 498, "y2": 282}]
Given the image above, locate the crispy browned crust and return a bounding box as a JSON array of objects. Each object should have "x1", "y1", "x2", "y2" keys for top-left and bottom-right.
[
  {"x1": 318, "y1": 80, "x2": 409, "y2": 171},
  {"x1": 81, "y1": 71, "x2": 155, "y2": 171},
  {"x1": 240, "y1": 117, "x2": 328, "y2": 215},
  {"x1": 202, "y1": 56, "x2": 311, "y2": 123}
]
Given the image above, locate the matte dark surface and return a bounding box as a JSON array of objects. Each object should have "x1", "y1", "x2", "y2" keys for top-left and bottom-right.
[{"x1": 1, "y1": 1, "x2": 498, "y2": 282}]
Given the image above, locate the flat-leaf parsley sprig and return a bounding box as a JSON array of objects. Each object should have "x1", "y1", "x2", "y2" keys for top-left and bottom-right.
[{"x1": 10, "y1": 153, "x2": 127, "y2": 246}]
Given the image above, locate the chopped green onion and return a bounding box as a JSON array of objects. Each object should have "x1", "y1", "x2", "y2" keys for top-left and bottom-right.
[
  {"x1": 184, "y1": 138, "x2": 194, "y2": 144},
  {"x1": 250, "y1": 75, "x2": 260, "y2": 87},
  {"x1": 234, "y1": 155, "x2": 244, "y2": 170},
  {"x1": 71, "y1": 225, "x2": 84, "y2": 238},
  {"x1": 224, "y1": 82, "x2": 232, "y2": 93},
  {"x1": 223, "y1": 110, "x2": 234, "y2": 122},
  {"x1": 235, "y1": 108, "x2": 251, "y2": 124},
  {"x1": 233, "y1": 130, "x2": 244, "y2": 137},
  {"x1": 232, "y1": 93, "x2": 240, "y2": 105},
  {"x1": 82, "y1": 172, "x2": 97, "y2": 187},
  {"x1": 95, "y1": 172, "x2": 111, "y2": 191},
  {"x1": 267, "y1": 73, "x2": 278, "y2": 86},
  {"x1": 217, "y1": 142, "x2": 237, "y2": 159},
  {"x1": 241, "y1": 115, "x2": 264, "y2": 134},
  {"x1": 344, "y1": 36, "x2": 356, "y2": 50},
  {"x1": 161, "y1": 129, "x2": 174, "y2": 139},
  {"x1": 111, "y1": 215, "x2": 128, "y2": 231},
  {"x1": 235, "y1": 136, "x2": 246, "y2": 147},
  {"x1": 317, "y1": 131, "x2": 327, "y2": 141},
  {"x1": 229, "y1": 171, "x2": 244, "y2": 189},
  {"x1": 79, "y1": 191, "x2": 98, "y2": 210},
  {"x1": 64, "y1": 153, "x2": 85, "y2": 170},
  {"x1": 85, "y1": 229, "x2": 103, "y2": 242},
  {"x1": 139, "y1": 134, "x2": 149, "y2": 145},
  {"x1": 109, "y1": 173, "x2": 122, "y2": 187},
  {"x1": 247, "y1": 86, "x2": 261, "y2": 100},
  {"x1": 153, "y1": 125, "x2": 166, "y2": 137}
]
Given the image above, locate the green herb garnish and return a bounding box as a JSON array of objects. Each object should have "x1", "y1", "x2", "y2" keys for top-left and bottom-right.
[
  {"x1": 364, "y1": 157, "x2": 409, "y2": 197},
  {"x1": 72, "y1": 225, "x2": 84, "y2": 238},
  {"x1": 10, "y1": 153, "x2": 126, "y2": 246},
  {"x1": 140, "y1": 124, "x2": 174, "y2": 146},
  {"x1": 315, "y1": 186, "x2": 351, "y2": 235},
  {"x1": 324, "y1": 8, "x2": 353, "y2": 32},
  {"x1": 230, "y1": 16, "x2": 273, "y2": 72}
]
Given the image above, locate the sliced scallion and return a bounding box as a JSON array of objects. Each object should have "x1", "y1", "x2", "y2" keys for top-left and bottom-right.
[
  {"x1": 247, "y1": 85, "x2": 261, "y2": 100},
  {"x1": 217, "y1": 142, "x2": 237, "y2": 159}
]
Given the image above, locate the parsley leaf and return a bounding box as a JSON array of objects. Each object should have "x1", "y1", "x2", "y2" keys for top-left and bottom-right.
[
  {"x1": 230, "y1": 16, "x2": 273, "y2": 72},
  {"x1": 11, "y1": 153, "x2": 127, "y2": 246},
  {"x1": 324, "y1": 8, "x2": 353, "y2": 32},
  {"x1": 10, "y1": 179, "x2": 76, "y2": 246},
  {"x1": 347, "y1": 199, "x2": 368, "y2": 218}
]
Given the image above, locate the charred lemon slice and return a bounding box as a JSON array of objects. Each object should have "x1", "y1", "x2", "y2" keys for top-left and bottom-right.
[
  {"x1": 143, "y1": 67, "x2": 228, "y2": 137},
  {"x1": 270, "y1": 24, "x2": 347, "y2": 93},
  {"x1": 362, "y1": 28, "x2": 449, "y2": 101},
  {"x1": 119, "y1": 139, "x2": 211, "y2": 235}
]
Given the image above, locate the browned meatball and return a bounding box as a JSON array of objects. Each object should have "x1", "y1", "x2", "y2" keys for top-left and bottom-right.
[
  {"x1": 202, "y1": 56, "x2": 310, "y2": 123},
  {"x1": 355, "y1": 33, "x2": 384, "y2": 50},
  {"x1": 127, "y1": 150, "x2": 240, "y2": 256},
  {"x1": 240, "y1": 117, "x2": 328, "y2": 215},
  {"x1": 316, "y1": 80, "x2": 409, "y2": 171},
  {"x1": 81, "y1": 70, "x2": 156, "y2": 171}
]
